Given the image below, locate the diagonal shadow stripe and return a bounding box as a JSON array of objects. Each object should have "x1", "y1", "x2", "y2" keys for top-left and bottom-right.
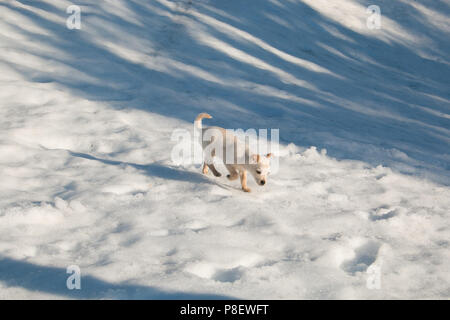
[{"x1": 0, "y1": 257, "x2": 234, "y2": 300}]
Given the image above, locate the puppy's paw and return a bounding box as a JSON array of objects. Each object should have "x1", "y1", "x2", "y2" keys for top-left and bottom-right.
[
  {"x1": 242, "y1": 187, "x2": 251, "y2": 193},
  {"x1": 227, "y1": 174, "x2": 238, "y2": 181}
]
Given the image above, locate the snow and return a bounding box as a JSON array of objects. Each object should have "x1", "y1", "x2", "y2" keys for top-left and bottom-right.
[{"x1": 0, "y1": 0, "x2": 449, "y2": 299}]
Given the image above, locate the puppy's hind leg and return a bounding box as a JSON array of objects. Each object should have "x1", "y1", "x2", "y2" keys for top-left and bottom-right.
[
  {"x1": 225, "y1": 164, "x2": 239, "y2": 181},
  {"x1": 202, "y1": 162, "x2": 209, "y2": 174}
]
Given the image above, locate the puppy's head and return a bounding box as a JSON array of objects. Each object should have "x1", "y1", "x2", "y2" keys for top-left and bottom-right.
[{"x1": 249, "y1": 153, "x2": 272, "y2": 186}]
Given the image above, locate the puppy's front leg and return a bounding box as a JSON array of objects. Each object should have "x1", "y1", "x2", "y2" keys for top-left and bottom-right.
[{"x1": 240, "y1": 170, "x2": 251, "y2": 192}]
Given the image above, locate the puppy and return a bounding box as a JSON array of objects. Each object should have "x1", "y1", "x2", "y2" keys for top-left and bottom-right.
[{"x1": 195, "y1": 113, "x2": 272, "y2": 192}]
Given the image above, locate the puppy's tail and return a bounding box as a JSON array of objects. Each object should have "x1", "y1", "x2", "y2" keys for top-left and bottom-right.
[{"x1": 195, "y1": 113, "x2": 212, "y2": 129}]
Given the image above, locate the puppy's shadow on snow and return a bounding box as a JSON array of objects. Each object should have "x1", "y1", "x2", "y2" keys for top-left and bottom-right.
[
  {"x1": 0, "y1": 257, "x2": 234, "y2": 299},
  {"x1": 69, "y1": 151, "x2": 222, "y2": 187}
]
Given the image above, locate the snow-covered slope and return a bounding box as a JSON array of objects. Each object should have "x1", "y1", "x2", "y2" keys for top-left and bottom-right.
[{"x1": 0, "y1": 0, "x2": 449, "y2": 299}]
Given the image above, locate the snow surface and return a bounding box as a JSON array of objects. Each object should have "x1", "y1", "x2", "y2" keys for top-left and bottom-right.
[{"x1": 0, "y1": 0, "x2": 449, "y2": 299}]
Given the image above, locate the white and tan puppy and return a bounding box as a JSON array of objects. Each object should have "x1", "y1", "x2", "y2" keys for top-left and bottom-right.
[{"x1": 195, "y1": 113, "x2": 272, "y2": 192}]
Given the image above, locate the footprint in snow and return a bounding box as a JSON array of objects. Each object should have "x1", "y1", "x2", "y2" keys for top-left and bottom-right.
[
  {"x1": 341, "y1": 241, "x2": 381, "y2": 275},
  {"x1": 213, "y1": 267, "x2": 244, "y2": 283},
  {"x1": 369, "y1": 205, "x2": 400, "y2": 221}
]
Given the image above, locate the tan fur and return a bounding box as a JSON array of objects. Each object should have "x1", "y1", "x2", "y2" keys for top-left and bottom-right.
[
  {"x1": 195, "y1": 113, "x2": 272, "y2": 192},
  {"x1": 240, "y1": 170, "x2": 251, "y2": 192},
  {"x1": 195, "y1": 113, "x2": 212, "y2": 129}
]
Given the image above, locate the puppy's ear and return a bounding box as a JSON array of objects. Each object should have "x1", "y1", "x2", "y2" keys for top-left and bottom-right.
[
  {"x1": 266, "y1": 153, "x2": 273, "y2": 159},
  {"x1": 251, "y1": 154, "x2": 261, "y2": 163}
]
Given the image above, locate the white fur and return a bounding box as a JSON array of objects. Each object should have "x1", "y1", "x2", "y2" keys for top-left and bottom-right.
[{"x1": 195, "y1": 113, "x2": 272, "y2": 192}]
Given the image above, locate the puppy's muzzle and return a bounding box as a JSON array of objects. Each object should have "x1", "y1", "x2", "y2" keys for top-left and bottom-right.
[{"x1": 260, "y1": 180, "x2": 266, "y2": 185}]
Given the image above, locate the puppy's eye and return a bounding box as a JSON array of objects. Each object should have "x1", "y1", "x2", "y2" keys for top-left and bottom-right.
[{"x1": 256, "y1": 169, "x2": 262, "y2": 174}]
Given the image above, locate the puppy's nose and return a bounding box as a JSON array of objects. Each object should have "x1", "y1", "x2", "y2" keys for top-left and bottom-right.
[{"x1": 260, "y1": 180, "x2": 265, "y2": 185}]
